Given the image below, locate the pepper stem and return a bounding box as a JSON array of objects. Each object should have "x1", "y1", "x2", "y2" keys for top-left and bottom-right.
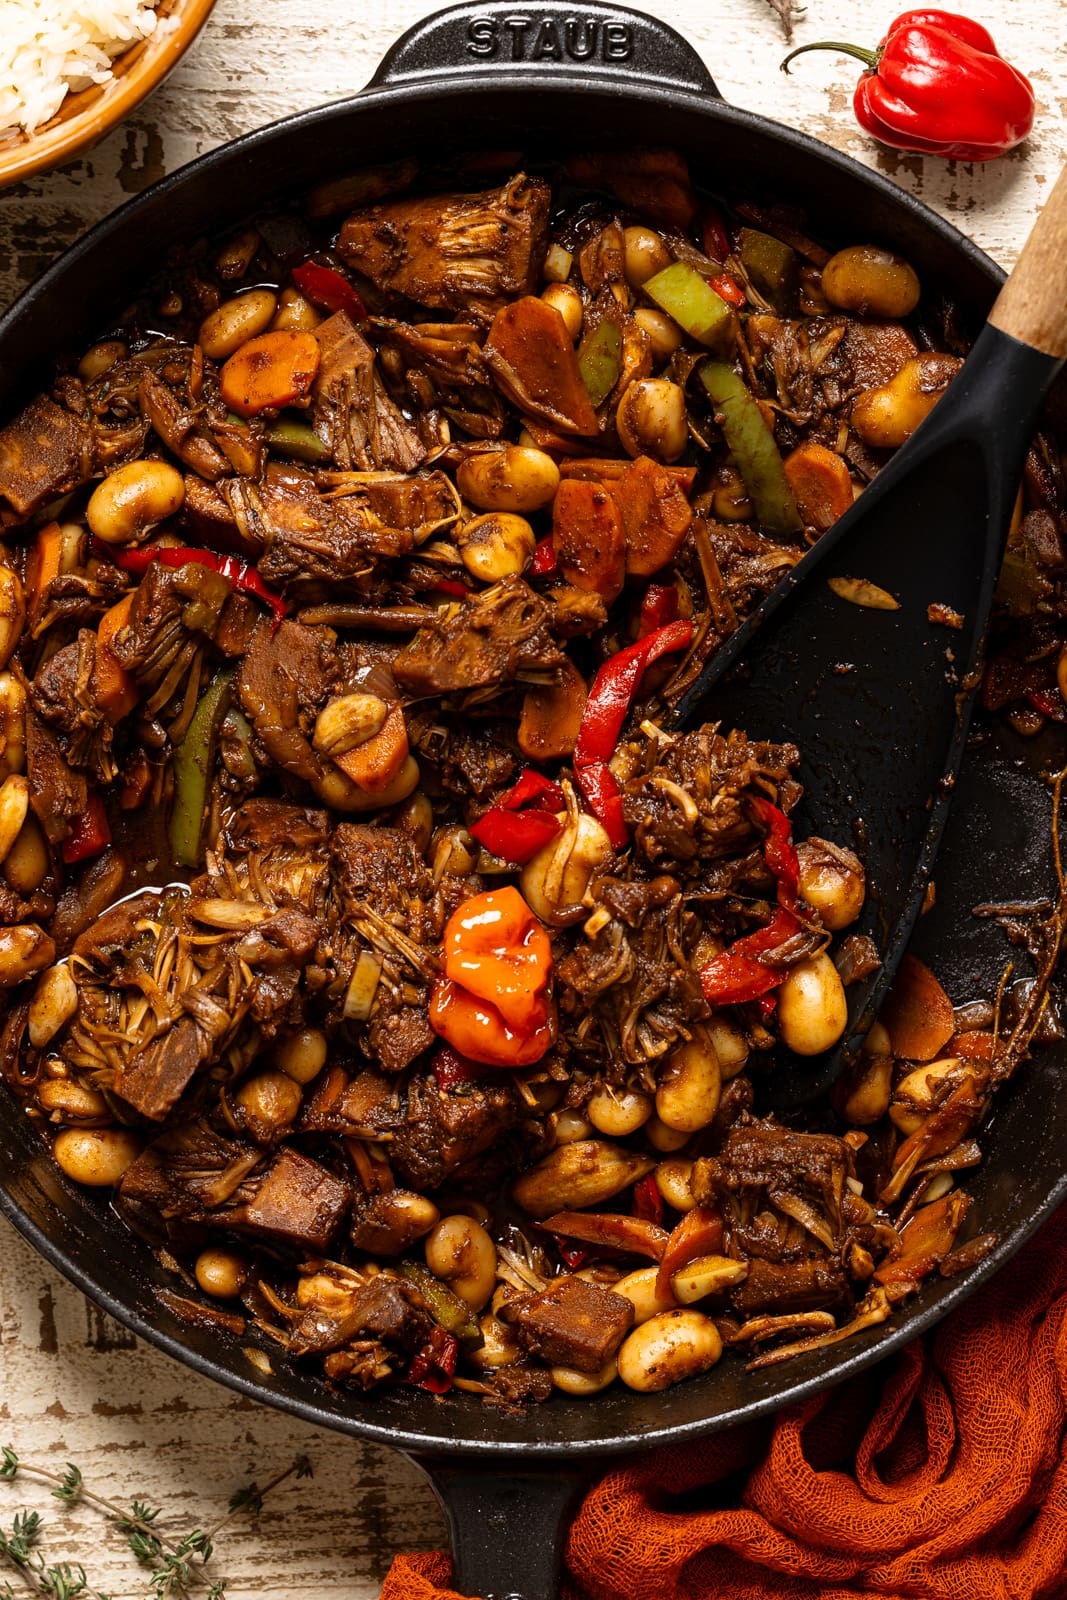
[{"x1": 780, "y1": 40, "x2": 882, "y2": 75}]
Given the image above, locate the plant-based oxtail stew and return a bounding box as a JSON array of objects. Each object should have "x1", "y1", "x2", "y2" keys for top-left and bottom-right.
[{"x1": 0, "y1": 149, "x2": 1063, "y2": 1406}]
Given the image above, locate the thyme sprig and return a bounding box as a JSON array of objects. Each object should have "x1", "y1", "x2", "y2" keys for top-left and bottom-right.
[{"x1": 0, "y1": 1447, "x2": 311, "y2": 1600}]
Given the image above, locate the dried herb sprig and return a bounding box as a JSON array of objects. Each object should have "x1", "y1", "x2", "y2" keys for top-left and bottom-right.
[
  {"x1": 763, "y1": 0, "x2": 806, "y2": 43},
  {"x1": 0, "y1": 1447, "x2": 311, "y2": 1600}
]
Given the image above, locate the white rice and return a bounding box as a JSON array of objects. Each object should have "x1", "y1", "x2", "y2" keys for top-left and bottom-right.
[{"x1": 0, "y1": 0, "x2": 162, "y2": 137}]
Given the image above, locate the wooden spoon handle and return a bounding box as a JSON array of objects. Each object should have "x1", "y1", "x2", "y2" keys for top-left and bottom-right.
[{"x1": 989, "y1": 165, "x2": 1067, "y2": 359}]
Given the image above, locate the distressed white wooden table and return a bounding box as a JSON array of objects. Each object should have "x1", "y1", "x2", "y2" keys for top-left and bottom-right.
[{"x1": 1, "y1": 1, "x2": 1065, "y2": 1593}]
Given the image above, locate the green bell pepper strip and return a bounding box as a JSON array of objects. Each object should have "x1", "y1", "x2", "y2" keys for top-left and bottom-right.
[
  {"x1": 396, "y1": 1261, "x2": 483, "y2": 1345},
  {"x1": 738, "y1": 227, "x2": 798, "y2": 314},
  {"x1": 578, "y1": 319, "x2": 623, "y2": 407},
  {"x1": 699, "y1": 360, "x2": 803, "y2": 537},
  {"x1": 643, "y1": 261, "x2": 735, "y2": 353},
  {"x1": 266, "y1": 416, "x2": 331, "y2": 464},
  {"x1": 169, "y1": 667, "x2": 235, "y2": 869}
]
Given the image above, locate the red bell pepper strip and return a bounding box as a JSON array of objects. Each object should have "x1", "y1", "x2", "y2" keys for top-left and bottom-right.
[
  {"x1": 530, "y1": 537, "x2": 558, "y2": 577},
  {"x1": 291, "y1": 261, "x2": 368, "y2": 322},
  {"x1": 572, "y1": 760, "x2": 627, "y2": 853},
  {"x1": 62, "y1": 790, "x2": 111, "y2": 865},
  {"x1": 708, "y1": 272, "x2": 746, "y2": 309},
  {"x1": 699, "y1": 797, "x2": 805, "y2": 1006},
  {"x1": 781, "y1": 11, "x2": 1034, "y2": 163},
  {"x1": 468, "y1": 807, "x2": 562, "y2": 864},
  {"x1": 632, "y1": 1172, "x2": 665, "y2": 1227},
  {"x1": 431, "y1": 1045, "x2": 495, "y2": 1091},
  {"x1": 573, "y1": 619, "x2": 693, "y2": 849},
  {"x1": 408, "y1": 1326, "x2": 459, "y2": 1394},
  {"x1": 638, "y1": 583, "x2": 679, "y2": 637},
  {"x1": 701, "y1": 204, "x2": 732, "y2": 264},
  {"x1": 468, "y1": 769, "x2": 566, "y2": 863},
  {"x1": 1027, "y1": 689, "x2": 1067, "y2": 724},
  {"x1": 749, "y1": 794, "x2": 801, "y2": 911},
  {"x1": 499, "y1": 770, "x2": 565, "y2": 813},
  {"x1": 111, "y1": 545, "x2": 287, "y2": 626},
  {"x1": 699, "y1": 906, "x2": 803, "y2": 1006}
]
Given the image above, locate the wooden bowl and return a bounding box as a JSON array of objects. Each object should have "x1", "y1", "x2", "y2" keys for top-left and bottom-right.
[{"x1": 0, "y1": 0, "x2": 217, "y2": 189}]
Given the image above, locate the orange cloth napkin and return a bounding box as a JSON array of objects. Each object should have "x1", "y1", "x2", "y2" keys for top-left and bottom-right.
[{"x1": 382, "y1": 1203, "x2": 1067, "y2": 1600}]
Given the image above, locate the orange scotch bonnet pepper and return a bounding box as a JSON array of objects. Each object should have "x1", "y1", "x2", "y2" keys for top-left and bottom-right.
[{"x1": 429, "y1": 886, "x2": 553, "y2": 1067}]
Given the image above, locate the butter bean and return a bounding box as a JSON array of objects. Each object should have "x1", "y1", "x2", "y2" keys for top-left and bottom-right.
[
  {"x1": 457, "y1": 446, "x2": 560, "y2": 513},
  {"x1": 822, "y1": 245, "x2": 920, "y2": 319},
  {"x1": 617, "y1": 1309, "x2": 722, "y2": 1392},
  {"x1": 655, "y1": 1027, "x2": 721, "y2": 1132},
  {"x1": 87, "y1": 460, "x2": 185, "y2": 546},
  {"x1": 586, "y1": 1087, "x2": 653, "y2": 1138},
  {"x1": 198, "y1": 288, "x2": 277, "y2": 359},
  {"x1": 425, "y1": 1214, "x2": 497, "y2": 1311},
  {"x1": 851, "y1": 354, "x2": 960, "y2": 449},
  {"x1": 53, "y1": 1127, "x2": 142, "y2": 1187},
  {"x1": 777, "y1": 953, "x2": 848, "y2": 1056},
  {"x1": 612, "y1": 1265, "x2": 676, "y2": 1325}
]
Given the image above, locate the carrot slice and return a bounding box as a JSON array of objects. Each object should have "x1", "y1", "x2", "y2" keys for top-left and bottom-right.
[
  {"x1": 655, "y1": 1206, "x2": 725, "y2": 1299},
  {"x1": 483, "y1": 297, "x2": 599, "y2": 437},
  {"x1": 93, "y1": 592, "x2": 138, "y2": 722},
  {"x1": 560, "y1": 458, "x2": 697, "y2": 492},
  {"x1": 604, "y1": 456, "x2": 693, "y2": 578},
  {"x1": 541, "y1": 1211, "x2": 669, "y2": 1261},
  {"x1": 552, "y1": 479, "x2": 625, "y2": 603},
  {"x1": 519, "y1": 657, "x2": 587, "y2": 761},
  {"x1": 335, "y1": 706, "x2": 408, "y2": 793},
  {"x1": 879, "y1": 953, "x2": 955, "y2": 1062},
  {"x1": 25, "y1": 520, "x2": 67, "y2": 625},
  {"x1": 783, "y1": 442, "x2": 854, "y2": 532},
  {"x1": 219, "y1": 330, "x2": 321, "y2": 418}
]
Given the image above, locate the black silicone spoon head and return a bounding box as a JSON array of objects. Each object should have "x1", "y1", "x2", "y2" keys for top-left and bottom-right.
[{"x1": 670, "y1": 170, "x2": 1067, "y2": 1109}]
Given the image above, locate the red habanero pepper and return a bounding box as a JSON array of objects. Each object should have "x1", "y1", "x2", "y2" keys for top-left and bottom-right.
[
  {"x1": 62, "y1": 790, "x2": 111, "y2": 865},
  {"x1": 573, "y1": 619, "x2": 693, "y2": 849},
  {"x1": 708, "y1": 273, "x2": 746, "y2": 310},
  {"x1": 429, "y1": 979, "x2": 552, "y2": 1067},
  {"x1": 408, "y1": 1326, "x2": 459, "y2": 1394},
  {"x1": 530, "y1": 537, "x2": 558, "y2": 577},
  {"x1": 111, "y1": 546, "x2": 287, "y2": 625},
  {"x1": 291, "y1": 261, "x2": 368, "y2": 322},
  {"x1": 430, "y1": 887, "x2": 554, "y2": 1067},
  {"x1": 782, "y1": 12, "x2": 1034, "y2": 163}
]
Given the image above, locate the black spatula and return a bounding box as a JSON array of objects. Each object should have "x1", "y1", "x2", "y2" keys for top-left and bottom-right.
[{"x1": 670, "y1": 168, "x2": 1067, "y2": 1108}]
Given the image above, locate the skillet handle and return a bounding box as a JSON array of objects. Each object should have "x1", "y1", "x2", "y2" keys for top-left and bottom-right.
[
  {"x1": 367, "y1": 0, "x2": 719, "y2": 98},
  {"x1": 989, "y1": 162, "x2": 1067, "y2": 358},
  {"x1": 407, "y1": 1452, "x2": 592, "y2": 1600}
]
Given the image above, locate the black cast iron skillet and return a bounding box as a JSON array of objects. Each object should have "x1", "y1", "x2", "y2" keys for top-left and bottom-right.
[{"x1": 2, "y1": 6, "x2": 1066, "y2": 1595}]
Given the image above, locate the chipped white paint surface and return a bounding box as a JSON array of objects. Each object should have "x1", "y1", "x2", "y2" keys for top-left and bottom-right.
[{"x1": 0, "y1": 0, "x2": 1064, "y2": 1592}]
